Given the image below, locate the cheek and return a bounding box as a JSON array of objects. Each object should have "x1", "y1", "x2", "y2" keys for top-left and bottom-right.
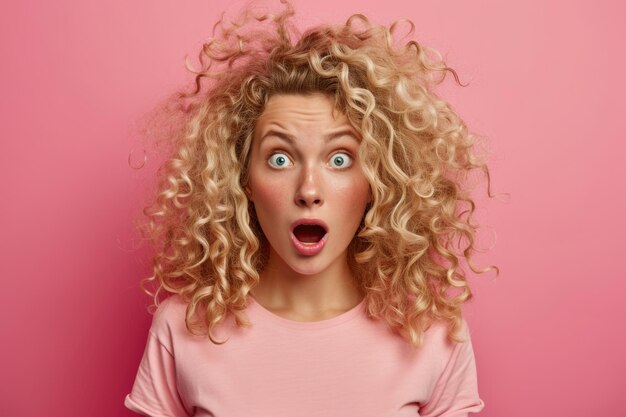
[
  {"x1": 338, "y1": 177, "x2": 371, "y2": 208},
  {"x1": 331, "y1": 179, "x2": 371, "y2": 232},
  {"x1": 249, "y1": 177, "x2": 286, "y2": 214}
]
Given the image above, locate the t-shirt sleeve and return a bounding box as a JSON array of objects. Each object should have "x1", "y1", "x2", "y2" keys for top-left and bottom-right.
[
  {"x1": 125, "y1": 301, "x2": 191, "y2": 417},
  {"x1": 418, "y1": 321, "x2": 485, "y2": 417}
]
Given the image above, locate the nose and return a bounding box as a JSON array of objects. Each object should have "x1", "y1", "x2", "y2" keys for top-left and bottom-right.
[{"x1": 294, "y1": 164, "x2": 324, "y2": 208}]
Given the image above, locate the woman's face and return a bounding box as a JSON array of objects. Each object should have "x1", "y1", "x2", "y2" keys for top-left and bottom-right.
[{"x1": 245, "y1": 93, "x2": 371, "y2": 276}]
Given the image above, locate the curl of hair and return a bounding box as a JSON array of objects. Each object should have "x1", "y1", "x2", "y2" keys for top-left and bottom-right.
[{"x1": 138, "y1": 0, "x2": 496, "y2": 349}]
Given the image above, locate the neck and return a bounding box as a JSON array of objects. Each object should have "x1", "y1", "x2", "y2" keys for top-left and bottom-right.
[{"x1": 250, "y1": 249, "x2": 364, "y2": 317}]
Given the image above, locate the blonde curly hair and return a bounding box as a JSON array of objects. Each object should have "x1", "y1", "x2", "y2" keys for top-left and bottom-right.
[{"x1": 138, "y1": 0, "x2": 495, "y2": 349}]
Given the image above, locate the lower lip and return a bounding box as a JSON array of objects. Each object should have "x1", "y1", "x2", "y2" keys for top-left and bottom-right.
[{"x1": 291, "y1": 232, "x2": 328, "y2": 256}]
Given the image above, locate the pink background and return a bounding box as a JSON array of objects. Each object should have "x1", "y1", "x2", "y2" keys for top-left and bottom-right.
[{"x1": 1, "y1": 0, "x2": 624, "y2": 415}]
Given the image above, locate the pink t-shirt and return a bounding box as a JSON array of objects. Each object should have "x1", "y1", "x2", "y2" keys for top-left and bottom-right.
[{"x1": 125, "y1": 295, "x2": 484, "y2": 417}]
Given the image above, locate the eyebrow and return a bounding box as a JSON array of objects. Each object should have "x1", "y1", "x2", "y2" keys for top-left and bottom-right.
[{"x1": 259, "y1": 128, "x2": 359, "y2": 145}]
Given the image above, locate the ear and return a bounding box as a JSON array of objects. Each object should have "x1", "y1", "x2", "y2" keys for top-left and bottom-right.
[{"x1": 244, "y1": 184, "x2": 253, "y2": 201}]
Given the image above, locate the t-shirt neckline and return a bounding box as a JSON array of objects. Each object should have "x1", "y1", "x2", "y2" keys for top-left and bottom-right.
[{"x1": 247, "y1": 294, "x2": 366, "y2": 330}]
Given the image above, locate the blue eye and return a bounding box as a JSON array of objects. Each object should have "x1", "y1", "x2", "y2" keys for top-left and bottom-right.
[
  {"x1": 268, "y1": 152, "x2": 292, "y2": 168},
  {"x1": 330, "y1": 152, "x2": 352, "y2": 169}
]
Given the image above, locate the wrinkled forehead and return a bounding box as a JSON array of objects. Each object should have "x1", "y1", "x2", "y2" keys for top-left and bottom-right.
[{"x1": 254, "y1": 93, "x2": 358, "y2": 139}]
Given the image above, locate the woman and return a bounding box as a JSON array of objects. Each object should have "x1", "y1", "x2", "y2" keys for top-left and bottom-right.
[{"x1": 125, "y1": 1, "x2": 492, "y2": 415}]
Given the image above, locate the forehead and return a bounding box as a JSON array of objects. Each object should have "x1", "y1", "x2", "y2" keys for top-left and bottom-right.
[{"x1": 255, "y1": 93, "x2": 353, "y2": 133}]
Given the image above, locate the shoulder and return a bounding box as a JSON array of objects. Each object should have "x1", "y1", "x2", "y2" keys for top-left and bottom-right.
[
  {"x1": 422, "y1": 317, "x2": 473, "y2": 355},
  {"x1": 419, "y1": 317, "x2": 478, "y2": 386},
  {"x1": 153, "y1": 293, "x2": 188, "y2": 317},
  {"x1": 152, "y1": 294, "x2": 188, "y2": 324},
  {"x1": 417, "y1": 317, "x2": 483, "y2": 416},
  {"x1": 149, "y1": 294, "x2": 190, "y2": 347}
]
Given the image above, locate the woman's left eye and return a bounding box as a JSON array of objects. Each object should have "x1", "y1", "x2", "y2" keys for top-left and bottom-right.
[{"x1": 329, "y1": 152, "x2": 353, "y2": 169}]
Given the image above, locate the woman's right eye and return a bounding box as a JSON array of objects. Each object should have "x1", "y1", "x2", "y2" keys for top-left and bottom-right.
[{"x1": 268, "y1": 152, "x2": 293, "y2": 168}]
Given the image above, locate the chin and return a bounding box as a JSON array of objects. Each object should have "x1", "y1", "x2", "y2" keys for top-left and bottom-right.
[
  {"x1": 284, "y1": 259, "x2": 331, "y2": 276},
  {"x1": 268, "y1": 241, "x2": 349, "y2": 277},
  {"x1": 287, "y1": 249, "x2": 350, "y2": 277}
]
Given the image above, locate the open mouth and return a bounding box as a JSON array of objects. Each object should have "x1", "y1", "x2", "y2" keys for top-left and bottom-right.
[{"x1": 293, "y1": 224, "x2": 327, "y2": 244}]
